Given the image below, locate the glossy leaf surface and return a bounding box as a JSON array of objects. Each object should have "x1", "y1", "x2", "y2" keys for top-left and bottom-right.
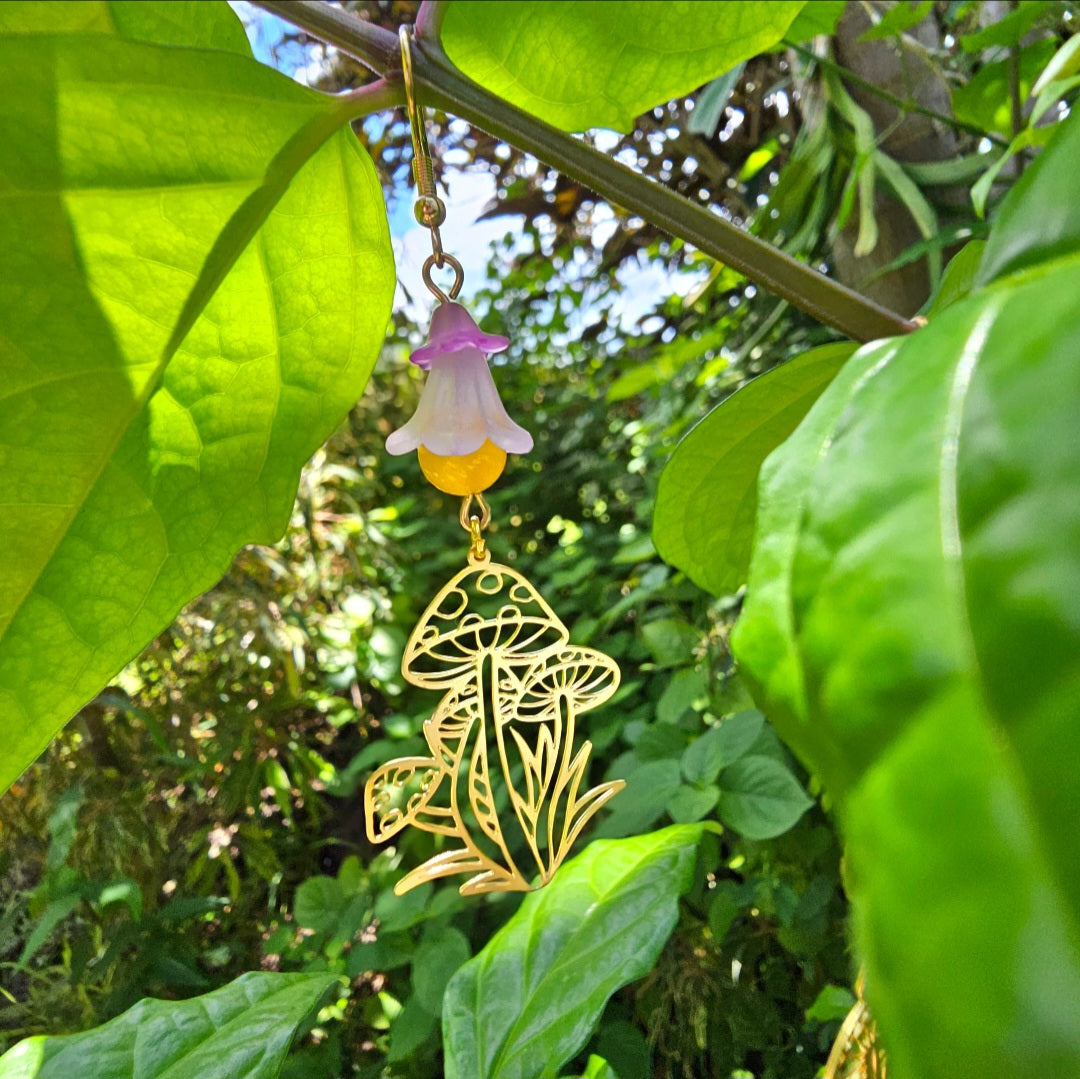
[
  {"x1": 733, "y1": 258, "x2": 1080, "y2": 1075},
  {"x1": 442, "y1": 825, "x2": 703, "y2": 1079},
  {"x1": 976, "y1": 108, "x2": 1080, "y2": 285},
  {"x1": 0, "y1": 972, "x2": 337, "y2": 1078},
  {"x1": 653, "y1": 344, "x2": 854, "y2": 596},
  {"x1": 0, "y1": 5, "x2": 394, "y2": 790},
  {"x1": 439, "y1": 1, "x2": 805, "y2": 132},
  {"x1": 0, "y1": 0, "x2": 250, "y2": 49}
]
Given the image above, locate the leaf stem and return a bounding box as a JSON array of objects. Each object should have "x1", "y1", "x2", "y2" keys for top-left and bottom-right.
[
  {"x1": 339, "y1": 78, "x2": 404, "y2": 113},
  {"x1": 253, "y1": 0, "x2": 916, "y2": 342}
]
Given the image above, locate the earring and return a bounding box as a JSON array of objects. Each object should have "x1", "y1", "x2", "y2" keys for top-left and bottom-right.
[{"x1": 363, "y1": 27, "x2": 625, "y2": 898}]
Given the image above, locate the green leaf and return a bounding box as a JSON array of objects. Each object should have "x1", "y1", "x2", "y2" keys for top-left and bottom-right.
[
  {"x1": 859, "y1": 0, "x2": 933, "y2": 41},
  {"x1": 411, "y1": 928, "x2": 470, "y2": 1016},
  {"x1": 633, "y1": 723, "x2": 686, "y2": 762},
  {"x1": 805, "y1": 984, "x2": 856, "y2": 1023},
  {"x1": 557, "y1": 1057, "x2": 620, "y2": 1079},
  {"x1": 1030, "y1": 73, "x2": 1080, "y2": 126},
  {"x1": 640, "y1": 618, "x2": 700, "y2": 668},
  {"x1": 656, "y1": 668, "x2": 707, "y2": 725},
  {"x1": 926, "y1": 240, "x2": 987, "y2": 317},
  {"x1": 374, "y1": 881, "x2": 433, "y2": 933},
  {"x1": 970, "y1": 125, "x2": 1055, "y2": 218},
  {"x1": 0, "y1": 18, "x2": 394, "y2": 791},
  {"x1": 1032, "y1": 33, "x2": 1080, "y2": 96},
  {"x1": 707, "y1": 880, "x2": 744, "y2": 941},
  {"x1": 94, "y1": 878, "x2": 142, "y2": 920},
  {"x1": 592, "y1": 1021, "x2": 650, "y2": 1079},
  {"x1": 439, "y1": 1, "x2": 806, "y2": 132},
  {"x1": 680, "y1": 710, "x2": 764, "y2": 785},
  {"x1": 902, "y1": 151, "x2": 1001, "y2": 186},
  {"x1": 977, "y1": 108, "x2": 1080, "y2": 285},
  {"x1": 607, "y1": 326, "x2": 727, "y2": 403},
  {"x1": 823, "y1": 68, "x2": 878, "y2": 256},
  {"x1": 738, "y1": 137, "x2": 780, "y2": 183},
  {"x1": 387, "y1": 997, "x2": 438, "y2": 1063},
  {"x1": 442, "y1": 825, "x2": 703, "y2": 1079},
  {"x1": 653, "y1": 343, "x2": 854, "y2": 596},
  {"x1": 717, "y1": 756, "x2": 811, "y2": 840},
  {"x1": 0, "y1": 0, "x2": 250, "y2": 50},
  {"x1": 294, "y1": 876, "x2": 346, "y2": 936},
  {"x1": 733, "y1": 259, "x2": 1080, "y2": 1073},
  {"x1": 729, "y1": 340, "x2": 898, "y2": 779},
  {"x1": 347, "y1": 931, "x2": 415, "y2": 976},
  {"x1": 593, "y1": 760, "x2": 683, "y2": 838},
  {"x1": 686, "y1": 65, "x2": 745, "y2": 139},
  {"x1": 958, "y1": 0, "x2": 1055, "y2": 52},
  {"x1": 0, "y1": 972, "x2": 338, "y2": 1079},
  {"x1": 45, "y1": 784, "x2": 83, "y2": 871},
  {"x1": 874, "y1": 150, "x2": 941, "y2": 288},
  {"x1": 17, "y1": 894, "x2": 81, "y2": 969},
  {"x1": 952, "y1": 38, "x2": 1055, "y2": 137},
  {"x1": 583, "y1": 1057, "x2": 620, "y2": 1079},
  {"x1": 665, "y1": 783, "x2": 719, "y2": 823},
  {"x1": 784, "y1": 1, "x2": 847, "y2": 43}
]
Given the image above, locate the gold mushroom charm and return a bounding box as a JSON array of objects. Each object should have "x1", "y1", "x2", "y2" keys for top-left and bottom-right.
[{"x1": 364, "y1": 550, "x2": 624, "y2": 896}]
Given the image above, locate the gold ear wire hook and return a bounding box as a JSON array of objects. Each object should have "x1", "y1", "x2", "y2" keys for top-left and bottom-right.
[{"x1": 399, "y1": 25, "x2": 465, "y2": 304}]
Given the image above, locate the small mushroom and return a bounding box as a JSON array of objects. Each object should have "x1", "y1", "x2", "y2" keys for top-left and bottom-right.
[
  {"x1": 509, "y1": 646, "x2": 620, "y2": 723},
  {"x1": 501, "y1": 646, "x2": 622, "y2": 880}
]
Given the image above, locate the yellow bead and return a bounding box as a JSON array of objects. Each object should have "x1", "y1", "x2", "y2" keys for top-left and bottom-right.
[{"x1": 418, "y1": 440, "x2": 507, "y2": 496}]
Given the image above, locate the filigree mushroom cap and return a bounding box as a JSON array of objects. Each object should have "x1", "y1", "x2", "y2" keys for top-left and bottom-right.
[
  {"x1": 401, "y1": 562, "x2": 569, "y2": 690},
  {"x1": 509, "y1": 646, "x2": 621, "y2": 723}
]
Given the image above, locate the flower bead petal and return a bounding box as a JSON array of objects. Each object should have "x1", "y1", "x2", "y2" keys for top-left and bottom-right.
[
  {"x1": 385, "y1": 348, "x2": 532, "y2": 458},
  {"x1": 410, "y1": 302, "x2": 509, "y2": 369}
]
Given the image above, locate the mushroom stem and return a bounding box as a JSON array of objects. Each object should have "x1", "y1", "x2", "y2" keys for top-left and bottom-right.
[{"x1": 469, "y1": 657, "x2": 522, "y2": 882}]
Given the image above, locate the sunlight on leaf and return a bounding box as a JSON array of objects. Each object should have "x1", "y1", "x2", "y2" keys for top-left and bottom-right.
[
  {"x1": 0, "y1": 972, "x2": 337, "y2": 1079},
  {"x1": 442, "y1": 825, "x2": 703, "y2": 1079},
  {"x1": 0, "y1": 5, "x2": 394, "y2": 791},
  {"x1": 440, "y1": 1, "x2": 806, "y2": 132}
]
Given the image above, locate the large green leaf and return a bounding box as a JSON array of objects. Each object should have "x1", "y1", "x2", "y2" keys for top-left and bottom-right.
[
  {"x1": 442, "y1": 825, "x2": 703, "y2": 1079},
  {"x1": 0, "y1": 0, "x2": 250, "y2": 50},
  {"x1": 439, "y1": 1, "x2": 805, "y2": 132},
  {"x1": 0, "y1": 972, "x2": 337, "y2": 1079},
  {"x1": 732, "y1": 260, "x2": 1080, "y2": 1076},
  {"x1": 653, "y1": 343, "x2": 855, "y2": 596},
  {"x1": 976, "y1": 108, "x2": 1080, "y2": 285},
  {"x1": 0, "y1": 7, "x2": 394, "y2": 790}
]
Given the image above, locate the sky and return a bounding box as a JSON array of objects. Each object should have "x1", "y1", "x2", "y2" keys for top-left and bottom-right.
[{"x1": 228, "y1": 3, "x2": 705, "y2": 334}]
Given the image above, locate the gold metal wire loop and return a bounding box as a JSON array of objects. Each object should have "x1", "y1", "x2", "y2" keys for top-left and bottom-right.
[
  {"x1": 400, "y1": 25, "x2": 462, "y2": 305},
  {"x1": 422, "y1": 253, "x2": 465, "y2": 304},
  {"x1": 459, "y1": 492, "x2": 492, "y2": 532},
  {"x1": 459, "y1": 492, "x2": 491, "y2": 561}
]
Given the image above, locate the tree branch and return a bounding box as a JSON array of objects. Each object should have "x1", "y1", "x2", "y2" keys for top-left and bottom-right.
[{"x1": 253, "y1": 0, "x2": 916, "y2": 342}]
